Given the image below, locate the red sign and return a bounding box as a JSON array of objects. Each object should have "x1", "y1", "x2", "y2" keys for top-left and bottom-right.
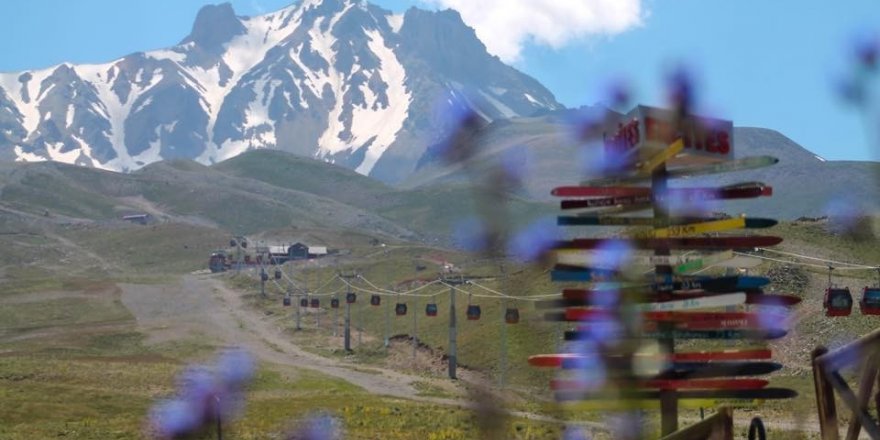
[
  {"x1": 604, "y1": 118, "x2": 640, "y2": 154},
  {"x1": 604, "y1": 106, "x2": 734, "y2": 161}
]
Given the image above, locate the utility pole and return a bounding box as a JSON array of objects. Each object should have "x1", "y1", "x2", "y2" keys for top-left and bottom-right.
[
  {"x1": 498, "y1": 260, "x2": 509, "y2": 389},
  {"x1": 339, "y1": 271, "x2": 358, "y2": 352},
  {"x1": 384, "y1": 288, "x2": 392, "y2": 349},
  {"x1": 358, "y1": 292, "x2": 363, "y2": 347},
  {"x1": 333, "y1": 292, "x2": 339, "y2": 337},
  {"x1": 290, "y1": 284, "x2": 301, "y2": 331},
  {"x1": 310, "y1": 271, "x2": 319, "y2": 329},
  {"x1": 384, "y1": 263, "x2": 392, "y2": 350},
  {"x1": 288, "y1": 257, "x2": 301, "y2": 331},
  {"x1": 500, "y1": 299, "x2": 508, "y2": 389},
  {"x1": 412, "y1": 295, "x2": 418, "y2": 364},
  {"x1": 443, "y1": 274, "x2": 468, "y2": 380}
]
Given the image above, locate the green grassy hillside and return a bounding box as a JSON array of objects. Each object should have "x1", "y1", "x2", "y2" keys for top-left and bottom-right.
[{"x1": 228, "y1": 217, "x2": 880, "y2": 425}]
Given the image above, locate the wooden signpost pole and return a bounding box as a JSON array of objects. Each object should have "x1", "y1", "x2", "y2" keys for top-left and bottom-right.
[{"x1": 654, "y1": 160, "x2": 679, "y2": 436}]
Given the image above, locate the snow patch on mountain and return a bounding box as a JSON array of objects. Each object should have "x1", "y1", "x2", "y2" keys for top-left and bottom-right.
[
  {"x1": 47, "y1": 141, "x2": 79, "y2": 163},
  {"x1": 191, "y1": 5, "x2": 304, "y2": 163},
  {"x1": 387, "y1": 13, "x2": 404, "y2": 33},
  {"x1": 65, "y1": 104, "x2": 75, "y2": 128},
  {"x1": 479, "y1": 90, "x2": 516, "y2": 118},
  {"x1": 314, "y1": 11, "x2": 355, "y2": 156},
  {"x1": 0, "y1": 68, "x2": 54, "y2": 134},
  {"x1": 354, "y1": 29, "x2": 411, "y2": 174},
  {"x1": 0, "y1": 0, "x2": 564, "y2": 181},
  {"x1": 14, "y1": 145, "x2": 45, "y2": 163},
  {"x1": 75, "y1": 63, "x2": 165, "y2": 170}
]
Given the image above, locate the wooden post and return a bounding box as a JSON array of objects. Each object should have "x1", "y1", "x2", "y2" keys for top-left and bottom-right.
[
  {"x1": 658, "y1": 406, "x2": 733, "y2": 440},
  {"x1": 826, "y1": 371, "x2": 880, "y2": 439},
  {"x1": 844, "y1": 353, "x2": 879, "y2": 440},
  {"x1": 813, "y1": 346, "x2": 839, "y2": 440},
  {"x1": 876, "y1": 371, "x2": 880, "y2": 427},
  {"x1": 653, "y1": 163, "x2": 678, "y2": 436}
]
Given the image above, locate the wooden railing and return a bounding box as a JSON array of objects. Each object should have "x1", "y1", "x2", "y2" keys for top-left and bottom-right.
[
  {"x1": 812, "y1": 327, "x2": 880, "y2": 440},
  {"x1": 659, "y1": 407, "x2": 733, "y2": 440}
]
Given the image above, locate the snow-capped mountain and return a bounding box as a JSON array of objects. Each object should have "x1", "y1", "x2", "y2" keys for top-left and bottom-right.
[{"x1": 0, "y1": 0, "x2": 562, "y2": 182}]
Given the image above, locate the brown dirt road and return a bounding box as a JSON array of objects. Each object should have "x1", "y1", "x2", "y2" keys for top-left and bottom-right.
[
  {"x1": 118, "y1": 274, "x2": 849, "y2": 437},
  {"x1": 118, "y1": 274, "x2": 570, "y2": 425}
]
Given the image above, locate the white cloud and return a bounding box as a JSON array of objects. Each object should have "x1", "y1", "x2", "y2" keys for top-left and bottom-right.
[{"x1": 424, "y1": 0, "x2": 645, "y2": 62}]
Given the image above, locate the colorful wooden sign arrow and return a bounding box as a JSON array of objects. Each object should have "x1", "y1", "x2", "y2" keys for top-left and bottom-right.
[
  {"x1": 527, "y1": 349, "x2": 773, "y2": 368},
  {"x1": 582, "y1": 155, "x2": 779, "y2": 186},
  {"x1": 555, "y1": 236, "x2": 783, "y2": 250}
]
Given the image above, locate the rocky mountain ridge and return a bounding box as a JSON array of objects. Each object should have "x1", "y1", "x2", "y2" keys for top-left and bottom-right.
[{"x1": 0, "y1": 0, "x2": 561, "y2": 182}]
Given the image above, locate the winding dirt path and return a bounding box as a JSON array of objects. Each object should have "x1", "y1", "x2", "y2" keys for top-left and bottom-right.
[
  {"x1": 118, "y1": 274, "x2": 840, "y2": 436},
  {"x1": 118, "y1": 274, "x2": 570, "y2": 425}
]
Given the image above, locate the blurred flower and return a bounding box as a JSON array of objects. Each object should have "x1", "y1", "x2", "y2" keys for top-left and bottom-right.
[
  {"x1": 148, "y1": 348, "x2": 255, "y2": 439},
  {"x1": 285, "y1": 413, "x2": 343, "y2": 440},
  {"x1": 583, "y1": 316, "x2": 623, "y2": 344},
  {"x1": 665, "y1": 64, "x2": 698, "y2": 120},
  {"x1": 658, "y1": 189, "x2": 719, "y2": 216},
  {"x1": 854, "y1": 32, "x2": 879, "y2": 71},
  {"x1": 592, "y1": 240, "x2": 633, "y2": 270},
  {"x1": 824, "y1": 195, "x2": 871, "y2": 237},
  {"x1": 562, "y1": 425, "x2": 592, "y2": 440},
  {"x1": 607, "y1": 413, "x2": 643, "y2": 440},
  {"x1": 453, "y1": 217, "x2": 491, "y2": 252},
  {"x1": 569, "y1": 348, "x2": 608, "y2": 392},
  {"x1": 496, "y1": 145, "x2": 531, "y2": 188},
  {"x1": 756, "y1": 307, "x2": 790, "y2": 331},
  {"x1": 604, "y1": 77, "x2": 632, "y2": 111},
  {"x1": 150, "y1": 398, "x2": 203, "y2": 439},
  {"x1": 567, "y1": 106, "x2": 614, "y2": 143},
  {"x1": 837, "y1": 77, "x2": 868, "y2": 106},
  {"x1": 507, "y1": 217, "x2": 559, "y2": 263},
  {"x1": 427, "y1": 97, "x2": 487, "y2": 165},
  {"x1": 217, "y1": 348, "x2": 255, "y2": 388},
  {"x1": 590, "y1": 286, "x2": 620, "y2": 310},
  {"x1": 579, "y1": 141, "x2": 636, "y2": 179},
  {"x1": 176, "y1": 366, "x2": 218, "y2": 423}
]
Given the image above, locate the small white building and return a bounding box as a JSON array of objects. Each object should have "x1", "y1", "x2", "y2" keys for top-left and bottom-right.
[{"x1": 308, "y1": 246, "x2": 328, "y2": 257}]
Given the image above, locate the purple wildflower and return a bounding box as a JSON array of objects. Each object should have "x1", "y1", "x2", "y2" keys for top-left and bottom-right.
[
  {"x1": 453, "y1": 217, "x2": 490, "y2": 252},
  {"x1": 507, "y1": 217, "x2": 559, "y2": 263}
]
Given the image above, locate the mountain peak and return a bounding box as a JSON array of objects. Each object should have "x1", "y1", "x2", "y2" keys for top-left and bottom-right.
[
  {"x1": 182, "y1": 3, "x2": 247, "y2": 53},
  {"x1": 0, "y1": 0, "x2": 563, "y2": 183}
]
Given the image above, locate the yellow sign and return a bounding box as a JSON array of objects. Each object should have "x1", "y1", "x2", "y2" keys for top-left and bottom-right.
[
  {"x1": 635, "y1": 138, "x2": 686, "y2": 175},
  {"x1": 632, "y1": 217, "x2": 747, "y2": 239}
]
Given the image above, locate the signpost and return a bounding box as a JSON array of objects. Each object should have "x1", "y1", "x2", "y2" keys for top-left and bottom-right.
[{"x1": 530, "y1": 104, "x2": 797, "y2": 438}]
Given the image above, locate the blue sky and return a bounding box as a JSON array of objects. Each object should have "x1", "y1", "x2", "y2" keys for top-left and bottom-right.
[{"x1": 2, "y1": 0, "x2": 878, "y2": 161}]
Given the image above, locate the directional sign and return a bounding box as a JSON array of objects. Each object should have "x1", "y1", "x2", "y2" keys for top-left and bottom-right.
[{"x1": 634, "y1": 218, "x2": 747, "y2": 239}]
